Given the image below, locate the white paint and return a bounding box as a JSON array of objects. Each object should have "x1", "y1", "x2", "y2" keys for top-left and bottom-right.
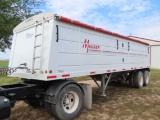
[{"x1": 9, "y1": 13, "x2": 150, "y2": 81}]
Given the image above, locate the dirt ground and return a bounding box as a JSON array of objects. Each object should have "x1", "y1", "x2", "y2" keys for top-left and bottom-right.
[{"x1": 7, "y1": 79, "x2": 160, "y2": 120}]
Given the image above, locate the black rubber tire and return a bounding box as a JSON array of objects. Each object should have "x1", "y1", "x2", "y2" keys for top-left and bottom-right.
[
  {"x1": 50, "y1": 84, "x2": 84, "y2": 120},
  {"x1": 128, "y1": 72, "x2": 135, "y2": 88},
  {"x1": 134, "y1": 71, "x2": 144, "y2": 88},
  {"x1": 24, "y1": 99, "x2": 41, "y2": 107},
  {"x1": 143, "y1": 70, "x2": 150, "y2": 86}
]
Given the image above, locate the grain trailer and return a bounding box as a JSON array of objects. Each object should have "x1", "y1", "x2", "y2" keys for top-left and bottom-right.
[{"x1": 0, "y1": 13, "x2": 150, "y2": 120}]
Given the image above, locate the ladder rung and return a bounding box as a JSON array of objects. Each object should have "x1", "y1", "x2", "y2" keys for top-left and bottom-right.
[
  {"x1": 34, "y1": 56, "x2": 41, "y2": 59},
  {"x1": 36, "y1": 23, "x2": 42, "y2": 26},
  {"x1": 35, "y1": 34, "x2": 42, "y2": 37},
  {"x1": 34, "y1": 45, "x2": 41, "y2": 48}
]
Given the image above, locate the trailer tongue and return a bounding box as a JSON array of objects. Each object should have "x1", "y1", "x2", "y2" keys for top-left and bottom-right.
[
  {"x1": 0, "y1": 81, "x2": 38, "y2": 119},
  {"x1": 0, "y1": 12, "x2": 150, "y2": 120}
]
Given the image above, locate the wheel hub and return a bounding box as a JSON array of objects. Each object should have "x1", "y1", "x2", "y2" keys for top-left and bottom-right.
[
  {"x1": 62, "y1": 91, "x2": 79, "y2": 113},
  {"x1": 65, "y1": 99, "x2": 70, "y2": 105}
]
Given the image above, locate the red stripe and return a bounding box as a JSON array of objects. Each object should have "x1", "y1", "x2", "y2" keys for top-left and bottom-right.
[
  {"x1": 107, "y1": 70, "x2": 111, "y2": 72},
  {"x1": 47, "y1": 76, "x2": 57, "y2": 79},
  {"x1": 90, "y1": 72, "x2": 96, "y2": 74},
  {"x1": 122, "y1": 68, "x2": 125, "y2": 70},
  {"x1": 62, "y1": 74, "x2": 70, "y2": 77},
  {"x1": 113, "y1": 69, "x2": 116, "y2": 72},
  {"x1": 59, "y1": 16, "x2": 149, "y2": 46}
]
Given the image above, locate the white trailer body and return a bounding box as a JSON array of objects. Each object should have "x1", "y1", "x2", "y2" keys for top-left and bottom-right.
[
  {"x1": 9, "y1": 13, "x2": 150, "y2": 81},
  {"x1": 1, "y1": 13, "x2": 151, "y2": 120}
]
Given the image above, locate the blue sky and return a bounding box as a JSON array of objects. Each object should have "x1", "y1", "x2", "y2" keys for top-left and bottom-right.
[{"x1": 1, "y1": 0, "x2": 160, "y2": 59}]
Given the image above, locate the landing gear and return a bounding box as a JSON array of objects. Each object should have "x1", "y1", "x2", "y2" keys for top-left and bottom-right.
[
  {"x1": 91, "y1": 73, "x2": 112, "y2": 97},
  {"x1": 92, "y1": 70, "x2": 150, "y2": 96}
]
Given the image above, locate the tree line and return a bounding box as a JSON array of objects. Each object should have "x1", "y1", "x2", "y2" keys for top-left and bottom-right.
[{"x1": 0, "y1": 0, "x2": 45, "y2": 52}]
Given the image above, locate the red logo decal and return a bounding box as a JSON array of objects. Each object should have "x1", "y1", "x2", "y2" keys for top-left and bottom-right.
[{"x1": 82, "y1": 39, "x2": 100, "y2": 53}]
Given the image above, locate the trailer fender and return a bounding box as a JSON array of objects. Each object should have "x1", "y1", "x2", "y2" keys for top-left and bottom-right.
[
  {"x1": 0, "y1": 96, "x2": 11, "y2": 119},
  {"x1": 44, "y1": 80, "x2": 84, "y2": 104}
]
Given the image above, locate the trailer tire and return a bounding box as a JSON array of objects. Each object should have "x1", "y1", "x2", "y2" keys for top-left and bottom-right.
[
  {"x1": 129, "y1": 72, "x2": 135, "y2": 87},
  {"x1": 50, "y1": 84, "x2": 83, "y2": 120},
  {"x1": 134, "y1": 71, "x2": 144, "y2": 88},
  {"x1": 143, "y1": 70, "x2": 150, "y2": 86}
]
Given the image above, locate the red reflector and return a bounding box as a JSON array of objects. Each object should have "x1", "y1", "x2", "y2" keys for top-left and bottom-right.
[
  {"x1": 62, "y1": 74, "x2": 70, "y2": 77},
  {"x1": 90, "y1": 72, "x2": 96, "y2": 74},
  {"x1": 107, "y1": 70, "x2": 111, "y2": 72},
  {"x1": 47, "y1": 76, "x2": 57, "y2": 79},
  {"x1": 113, "y1": 69, "x2": 116, "y2": 72},
  {"x1": 122, "y1": 68, "x2": 125, "y2": 70}
]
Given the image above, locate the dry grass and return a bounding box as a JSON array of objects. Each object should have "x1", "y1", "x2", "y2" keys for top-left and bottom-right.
[
  {"x1": 77, "y1": 82, "x2": 160, "y2": 120},
  {"x1": 6, "y1": 79, "x2": 160, "y2": 120}
]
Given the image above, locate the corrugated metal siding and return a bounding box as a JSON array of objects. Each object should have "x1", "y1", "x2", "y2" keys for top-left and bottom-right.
[
  {"x1": 151, "y1": 46, "x2": 160, "y2": 69},
  {"x1": 128, "y1": 36, "x2": 160, "y2": 69}
]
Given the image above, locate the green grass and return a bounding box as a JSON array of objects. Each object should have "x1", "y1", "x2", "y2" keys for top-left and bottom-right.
[
  {"x1": 0, "y1": 77, "x2": 21, "y2": 85},
  {"x1": 150, "y1": 69, "x2": 160, "y2": 81},
  {"x1": 0, "y1": 60, "x2": 9, "y2": 68}
]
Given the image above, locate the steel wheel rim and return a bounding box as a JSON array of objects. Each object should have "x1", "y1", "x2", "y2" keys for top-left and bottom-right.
[
  {"x1": 62, "y1": 91, "x2": 79, "y2": 113},
  {"x1": 139, "y1": 75, "x2": 143, "y2": 86}
]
